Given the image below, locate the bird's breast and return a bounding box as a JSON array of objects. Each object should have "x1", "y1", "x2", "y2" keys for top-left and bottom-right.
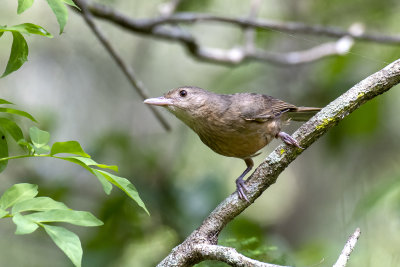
[{"x1": 193, "y1": 117, "x2": 281, "y2": 159}]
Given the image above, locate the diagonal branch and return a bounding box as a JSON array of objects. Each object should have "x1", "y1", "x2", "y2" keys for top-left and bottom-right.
[
  {"x1": 72, "y1": 0, "x2": 171, "y2": 131},
  {"x1": 157, "y1": 59, "x2": 400, "y2": 266},
  {"x1": 333, "y1": 228, "x2": 361, "y2": 267}
]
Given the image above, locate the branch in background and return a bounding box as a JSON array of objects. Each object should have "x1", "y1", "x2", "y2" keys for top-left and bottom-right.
[
  {"x1": 195, "y1": 35, "x2": 354, "y2": 65},
  {"x1": 145, "y1": 13, "x2": 400, "y2": 45},
  {"x1": 72, "y1": 0, "x2": 171, "y2": 131},
  {"x1": 157, "y1": 59, "x2": 400, "y2": 266},
  {"x1": 193, "y1": 231, "x2": 361, "y2": 267},
  {"x1": 83, "y1": 1, "x2": 356, "y2": 66},
  {"x1": 333, "y1": 228, "x2": 362, "y2": 267},
  {"x1": 195, "y1": 244, "x2": 289, "y2": 267},
  {"x1": 86, "y1": 2, "x2": 400, "y2": 45},
  {"x1": 79, "y1": 1, "x2": 400, "y2": 65}
]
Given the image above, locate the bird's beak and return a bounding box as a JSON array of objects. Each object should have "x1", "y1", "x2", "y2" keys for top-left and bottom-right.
[{"x1": 144, "y1": 97, "x2": 173, "y2": 106}]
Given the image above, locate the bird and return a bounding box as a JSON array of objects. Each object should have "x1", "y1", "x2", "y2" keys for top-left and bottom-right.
[{"x1": 144, "y1": 86, "x2": 320, "y2": 201}]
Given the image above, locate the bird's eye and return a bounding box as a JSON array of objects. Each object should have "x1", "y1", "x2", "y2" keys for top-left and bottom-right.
[{"x1": 179, "y1": 90, "x2": 187, "y2": 97}]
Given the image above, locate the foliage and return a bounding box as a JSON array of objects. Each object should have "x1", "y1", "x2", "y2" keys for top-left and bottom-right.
[
  {"x1": 0, "y1": 99, "x2": 148, "y2": 212},
  {"x1": 0, "y1": 183, "x2": 102, "y2": 267},
  {"x1": 0, "y1": 98, "x2": 148, "y2": 266},
  {"x1": 17, "y1": 0, "x2": 79, "y2": 33},
  {"x1": 0, "y1": 23, "x2": 52, "y2": 77},
  {"x1": 0, "y1": 0, "x2": 79, "y2": 77}
]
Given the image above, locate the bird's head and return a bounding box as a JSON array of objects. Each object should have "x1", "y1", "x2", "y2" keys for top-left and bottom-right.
[{"x1": 144, "y1": 86, "x2": 214, "y2": 123}]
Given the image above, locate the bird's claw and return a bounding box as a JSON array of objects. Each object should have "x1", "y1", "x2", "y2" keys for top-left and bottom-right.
[
  {"x1": 277, "y1": 132, "x2": 303, "y2": 149},
  {"x1": 236, "y1": 177, "x2": 249, "y2": 202}
]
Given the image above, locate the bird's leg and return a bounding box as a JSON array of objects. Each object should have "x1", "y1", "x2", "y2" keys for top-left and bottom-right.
[
  {"x1": 235, "y1": 158, "x2": 254, "y2": 202},
  {"x1": 277, "y1": 131, "x2": 303, "y2": 149}
]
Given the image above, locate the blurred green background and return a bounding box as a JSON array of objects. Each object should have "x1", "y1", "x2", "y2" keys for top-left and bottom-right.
[{"x1": 1, "y1": 0, "x2": 400, "y2": 266}]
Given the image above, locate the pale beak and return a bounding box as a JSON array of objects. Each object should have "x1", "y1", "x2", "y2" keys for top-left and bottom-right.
[{"x1": 144, "y1": 97, "x2": 173, "y2": 106}]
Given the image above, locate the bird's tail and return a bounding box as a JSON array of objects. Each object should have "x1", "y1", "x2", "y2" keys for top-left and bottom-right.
[{"x1": 286, "y1": 107, "x2": 321, "y2": 121}]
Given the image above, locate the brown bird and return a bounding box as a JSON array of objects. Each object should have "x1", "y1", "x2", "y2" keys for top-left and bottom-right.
[{"x1": 144, "y1": 86, "x2": 320, "y2": 201}]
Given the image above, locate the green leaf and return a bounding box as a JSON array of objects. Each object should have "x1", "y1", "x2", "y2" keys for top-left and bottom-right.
[
  {"x1": 0, "y1": 99, "x2": 14, "y2": 105},
  {"x1": 51, "y1": 156, "x2": 144, "y2": 211},
  {"x1": 0, "y1": 129, "x2": 8, "y2": 173},
  {"x1": 43, "y1": 224, "x2": 82, "y2": 267},
  {"x1": 55, "y1": 156, "x2": 95, "y2": 174},
  {"x1": 0, "y1": 23, "x2": 52, "y2": 38},
  {"x1": 53, "y1": 156, "x2": 114, "y2": 194},
  {"x1": 1, "y1": 31, "x2": 28, "y2": 77},
  {"x1": 46, "y1": 0, "x2": 68, "y2": 34},
  {"x1": 50, "y1": 141, "x2": 90, "y2": 158},
  {"x1": 12, "y1": 213, "x2": 39, "y2": 234},
  {"x1": 0, "y1": 183, "x2": 38, "y2": 210},
  {"x1": 3, "y1": 23, "x2": 53, "y2": 38},
  {"x1": 63, "y1": 0, "x2": 80, "y2": 9},
  {"x1": 0, "y1": 208, "x2": 8, "y2": 218},
  {"x1": 72, "y1": 156, "x2": 118, "y2": 172},
  {"x1": 97, "y1": 170, "x2": 149, "y2": 215},
  {"x1": 17, "y1": 138, "x2": 34, "y2": 153},
  {"x1": 29, "y1": 127, "x2": 50, "y2": 148},
  {"x1": 33, "y1": 144, "x2": 51, "y2": 154},
  {"x1": 92, "y1": 169, "x2": 113, "y2": 195},
  {"x1": 0, "y1": 24, "x2": 52, "y2": 77},
  {"x1": 0, "y1": 107, "x2": 37, "y2": 122},
  {"x1": 12, "y1": 197, "x2": 69, "y2": 214},
  {"x1": 0, "y1": 117, "x2": 24, "y2": 142},
  {"x1": 25, "y1": 210, "x2": 103, "y2": 226},
  {"x1": 17, "y1": 0, "x2": 35, "y2": 14}
]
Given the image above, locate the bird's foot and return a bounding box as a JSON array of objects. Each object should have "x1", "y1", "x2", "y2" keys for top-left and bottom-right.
[
  {"x1": 236, "y1": 177, "x2": 249, "y2": 202},
  {"x1": 277, "y1": 131, "x2": 303, "y2": 149}
]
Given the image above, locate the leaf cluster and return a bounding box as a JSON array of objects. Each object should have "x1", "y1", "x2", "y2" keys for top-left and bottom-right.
[
  {"x1": 0, "y1": 99, "x2": 148, "y2": 266},
  {"x1": 0, "y1": 183, "x2": 102, "y2": 267},
  {"x1": 1, "y1": 0, "x2": 79, "y2": 77}
]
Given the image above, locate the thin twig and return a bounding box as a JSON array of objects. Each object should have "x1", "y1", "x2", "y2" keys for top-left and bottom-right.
[
  {"x1": 72, "y1": 0, "x2": 171, "y2": 131},
  {"x1": 333, "y1": 228, "x2": 361, "y2": 267}
]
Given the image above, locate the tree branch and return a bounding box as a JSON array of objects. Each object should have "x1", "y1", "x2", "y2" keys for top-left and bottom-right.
[
  {"x1": 72, "y1": 0, "x2": 171, "y2": 131},
  {"x1": 333, "y1": 228, "x2": 361, "y2": 267},
  {"x1": 196, "y1": 36, "x2": 353, "y2": 65},
  {"x1": 194, "y1": 244, "x2": 288, "y2": 267},
  {"x1": 157, "y1": 59, "x2": 400, "y2": 266},
  {"x1": 73, "y1": 1, "x2": 400, "y2": 66},
  {"x1": 87, "y1": 2, "x2": 400, "y2": 45}
]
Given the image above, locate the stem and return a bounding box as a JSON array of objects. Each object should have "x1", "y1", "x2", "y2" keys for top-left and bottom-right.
[{"x1": 0, "y1": 154, "x2": 51, "y2": 162}]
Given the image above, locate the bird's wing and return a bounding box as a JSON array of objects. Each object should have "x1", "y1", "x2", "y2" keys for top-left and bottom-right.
[{"x1": 239, "y1": 94, "x2": 297, "y2": 122}]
